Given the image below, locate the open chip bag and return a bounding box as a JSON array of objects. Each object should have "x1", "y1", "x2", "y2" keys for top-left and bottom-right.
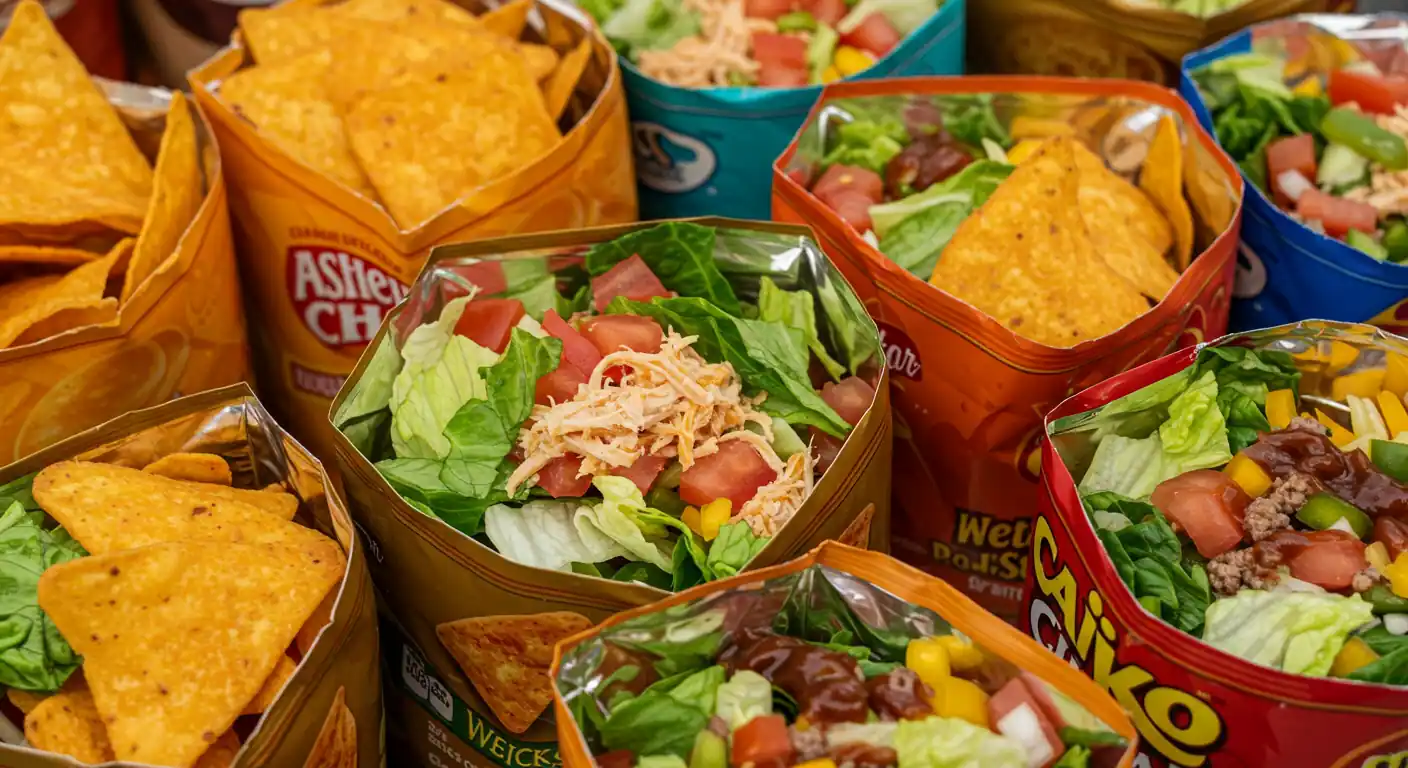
[
  {"x1": 967, "y1": 0, "x2": 1349, "y2": 86},
  {"x1": 328, "y1": 219, "x2": 891, "y2": 767},
  {"x1": 577, "y1": 0, "x2": 965, "y2": 220},
  {"x1": 0, "y1": 384, "x2": 382, "y2": 768},
  {"x1": 552, "y1": 541, "x2": 1142, "y2": 768},
  {"x1": 188, "y1": 0, "x2": 638, "y2": 459},
  {"x1": 0, "y1": 1, "x2": 249, "y2": 465},
  {"x1": 1029, "y1": 321, "x2": 1408, "y2": 766},
  {"x1": 772, "y1": 76, "x2": 1244, "y2": 622},
  {"x1": 1182, "y1": 14, "x2": 1408, "y2": 332}
]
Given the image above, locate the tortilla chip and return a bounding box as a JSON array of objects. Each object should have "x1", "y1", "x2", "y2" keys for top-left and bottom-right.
[
  {"x1": 143, "y1": 452, "x2": 234, "y2": 486},
  {"x1": 194, "y1": 730, "x2": 242, "y2": 768},
  {"x1": 0, "y1": 2, "x2": 152, "y2": 234},
  {"x1": 345, "y1": 70, "x2": 560, "y2": 229},
  {"x1": 1183, "y1": 132, "x2": 1238, "y2": 239},
  {"x1": 218, "y1": 52, "x2": 377, "y2": 198},
  {"x1": 480, "y1": 0, "x2": 533, "y2": 38},
  {"x1": 8, "y1": 688, "x2": 48, "y2": 714},
  {"x1": 519, "y1": 43, "x2": 559, "y2": 81},
  {"x1": 243, "y1": 654, "x2": 298, "y2": 715},
  {"x1": 323, "y1": 26, "x2": 526, "y2": 109},
  {"x1": 1070, "y1": 140, "x2": 1180, "y2": 301},
  {"x1": 12, "y1": 297, "x2": 119, "y2": 347},
  {"x1": 1141, "y1": 114, "x2": 1195, "y2": 271},
  {"x1": 38, "y1": 540, "x2": 344, "y2": 767},
  {"x1": 437, "y1": 611, "x2": 592, "y2": 734},
  {"x1": 929, "y1": 136, "x2": 1151, "y2": 347},
  {"x1": 296, "y1": 588, "x2": 338, "y2": 657},
  {"x1": 238, "y1": 8, "x2": 376, "y2": 66},
  {"x1": 23, "y1": 681, "x2": 114, "y2": 764},
  {"x1": 302, "y1": 687, "x2": 357, "y2": 768},
  {"x1": 0, "y1": 246, "x2": 99, "y2": 266},
  {"x1": 0, "y1": 242, "x2": 123, "y2": 348},
  {"x1": 331, "y1": 0, "x2": 482, "y2": 27},
  {"x1": 122, "y1": 91, "x2": 203, "y2": 302},
  {"x1": 837, "y1": 504, "x2": 875, "y2": 549},
  {"x1": 33, "y1": 461, "x2": 329, "y2": 554},
  {"x1": 545, "y1": 37, "x2": 591, "y2": 119}
]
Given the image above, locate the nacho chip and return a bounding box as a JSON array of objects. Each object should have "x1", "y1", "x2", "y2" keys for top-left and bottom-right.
[
  {"x1": 1070, "y1": 140, "x2": 1180, "y2": 301},
  {"x1": 38, "y1": 540, "x2": 344, "y2": 767},
  {"x1": 519, "y1": 43, "x2": 559, "y2": 81},
  {"x1": 331, "y1": 0, "x2": 482, "y2": 27},
  {"x1": 0, "y1": 241, "x2": 123, "y2": 348},
  {"x1": 480, "y1": 0, "x2": 533, "y2": 38},
  {"x1": 1183, "y1": 132, "x2": 1238, "y2": 241},
  {"x1": 302, "y1": 687, "x2": 357, "y2": 768},
  {"x1": 323, "y1": 26, "x2": 527, "y2": 109},
  {"x1": 1141, "y1": 114, "x2": 1195, "y2": 271},
  {"x1": 218, "y1": 52, "x2": 376, "y2": 198},
  {"x1": 143, "y1": 452, "x2": 234, "y2": 486},
  {"x1": 243, "y1": 654, "x2": 298, "y2": 715},
  {"x1": 33, "y1": 461, "x2": 328, "y2": 554},
  {"x1": 0, "y1": 246, "x2": 99, "y2": 266},
  {"x1": 929, "y1": 136, "x2": 1151, "y2": 347},
  {"x1": 0, "y1": 2, "x2": 152, "y2": 234},
  {"x1": 545, "y1": 37, "x2": 592, "y2": 119},
  {"x1": 8, "y1": 687, "x2": 48, "y2": 714},
  {"x1": 194, "y1": 730, "x2": 242, "y2": 768},
  {"x1": 296, "y1": 589, "x2": 338, "y2": 657},
  {"x1": 122, "y1": 91, "x2": 203, "y2": 302},
  {"x1": 345, "y1": 71, "x2": 560, "y2": 228},
  {"x1": 23, "y1": 681, "x2": 114, "y2": 764},
  {"x1": 238, "y1": 8, "x2": 380, "y2": 66},
  {"x1": 437, "y1": 611, "x2": 592, "y2": 734}
]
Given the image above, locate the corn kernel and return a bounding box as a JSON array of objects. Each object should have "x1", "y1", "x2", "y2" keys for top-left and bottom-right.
[
  {"x1": 700, "y1": 499, "x2": 731, "y2": 540},
  {"x1": 821, "y1": 65, "x2": 842, "y2": 83},
  {"x1": 682, "y1": 506, "x2": 702, "y2": 535},
  {"x1": 934, "y1": 635, "x2": 984, "y2": 672},
  {"x1": 833, "y1": 46, "x2": 875, "y2": 77},
  {"x1": 1331, "y1": 637, "x2": 1379, "y2": 677},
  {"x1": 1265, "y1": 389, "x2": 1296, "y2": 430},
  {"x1": 935, "y1": 677, "x2": 989, "y2": 728},
  {"x1": 794, "y1": 716, "x2": 811, "y2": 732},
  {"x1": 1385, "y1": 553, "x2": 1408, "y2": 599},
  {"x1": 905, "y1": 638, "x2": 951, "y2": 688},
  {"x1": 1224, "y1": 453, "x2": 1272, "y2": 498},
  {"x1": 1367, "y1": 542, "x2": 1391, "y2": 573}
]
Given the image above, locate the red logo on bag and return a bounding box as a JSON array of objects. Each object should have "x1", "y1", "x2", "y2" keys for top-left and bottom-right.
[
  {"x1": 287, "y1": 246, "x2": 408, "y2": 350},
  {"x1": 878, "y1": 322, "x2": 921, "y2": 381}
]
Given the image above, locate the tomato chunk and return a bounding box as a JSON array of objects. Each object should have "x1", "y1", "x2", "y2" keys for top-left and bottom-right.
[
  {"x1": 542, "y1": 310, "x2": 603, "y2": 377},
  {"x1": 611, "y1": 455, "x2": 669, "y2": 495},
  {"x1": 453, "y1": 298, "x2": 525, "y2": 353},
  {"x1": 593, "y1": 750, "x2": 634, "y2": 768},
  {"x1": 443, "y1": 261, "x2": 508, "y2": 297},
  {"x1": 580, "y1": 315, "x2": 664, "y2": 356},
  {"x1": 988, "y1": 678, "x2": 1064, "y2": 768},
  {"x1": 537, "y1": 454, "x2": 592, "y2": 498},
  {"x1": 1261, "y1": 529, "x2": 1367, "y2": 590},
  {"x1": 1151, "y1": 470, "x2": 1250, "y2": 558},
  {"x1": 752, "y1": 33, "x2": 808, "y2": 69},
  {"x1": 841, "y1": 13, "x2": 901, "y2": 58},
  {"x1": 1329, "y1": 69, "x2": 1408, "y2": 114},
  {"x1": 757, "y1": 63, "x2": 810, "y2": 88},
  {"x1": 1266, "y1": 134, "x2": 1317, "y2": 206},
  {"x1": 820, "y1": 376, "x2": 874, "y2": 426},
  {"x1": 1296, "y1": 188, "x2": 1379, "y2": 238},
  {"x1": 591, "y1": 254, "x2": 670, "y2": 312},
  {"x1": 679, "y1": 440, "x2": 780, "y2": 508},
  {"x1": 825, "y1": 190, "x2": 877, "y2": 231},
  {"x1": 535, "y1": 363, "x2": 587, "y2": 405},
  {"x1": 805, "y1": 0, "x2": 846, "y2": 25},
  {"x1": 731, "y1": 715, "x2": 794, "y2": 768},
  {"x1": 812, "y1": 163, "x2": 884, "y2": 203},
  {"x1": 743, "y1": 0, "x2": 792, "y2": 19}
]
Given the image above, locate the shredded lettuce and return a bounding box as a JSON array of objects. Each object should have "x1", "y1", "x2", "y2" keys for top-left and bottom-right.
[
  {"x1": 892, "y1": 716, "x2": 1028, "y2": 768},
  {"x1": 389, "y1": 297, "x2": 498, "y2": 460},
  {"x1": 1202, "y1": 591, "x2": 1376, "y2": 676}
]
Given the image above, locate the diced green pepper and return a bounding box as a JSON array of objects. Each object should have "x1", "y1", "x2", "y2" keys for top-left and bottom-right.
[
  {"x1": 1372, "y1": 439, "x2": 1408, "y2": 482},
  {"x1": 775, "y1": 10, "x2": 816, "y2": 32},
  {"x1": 1347, "y1": 230, "x2": 1389, "y2": 260},
  {"x1": 689, "y1": 730, "x2": 727, "y2": 768},
  {"x1": 1320, "y1": 108, "x2": 1408, "y2": 171},
  {"x1": 1364, "y1": 584, "x2": 1408, "y2": 615},
  {"x1": 1385, "y1": 219, "x2": 1408, "y2": 263},
  {"x1": 1297, "y1": 492, "x2": 1373, "y2": 539}
]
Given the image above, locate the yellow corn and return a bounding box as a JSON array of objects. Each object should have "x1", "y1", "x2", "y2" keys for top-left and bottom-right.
[
  {"x1": 1331, "y1": 637, "x2": 1379, "y2": 678},
  {"x1": 934, "y1": 677, "x2": 989, "y2": 728},
  {"x1": 682, "y1": 506, "x2": 702, "y2": 536},
  {"x1": 1379, "y1": 391, "x2": 1408, "y2": 437},
  {"x1": 1367, "y1": 542, "x2": 1391, "y2": 573},
  {"x1": 1386, "y1": 353, "x2": 1408, "y2": 399},
  {"x1": 935, "y1": 635, "x2": 984, "y2": 671},
  {"x1": 833, "y1": 46, "x2": 875, "y2": 77},
  {"x1": 821, "y1": 65, "x2": 842, "y2": 83},
  {"x1": 1316, "y1": 409, "x2": 1356, "y2": 448},
  {"x1": 1224, "y1": 453, "x2": 1272, "y2": 498},
  {"x1": 1005, "y1": 139, "x2": 1045, "y2": 165},
  {"x1": 1292, "y1": 77, "x2": 1323, "y2": 98},
  {"x1": 1332, "y1": 369, "x2": 1385, "y2": 401},
  {"x1": 1386, "y1": 553, "x2": 1408, "y2": 599},
  {"x1": 1266, "y1": 389, "x2": 1296, "y2": 430},
  {"x1": 794, "y1": 760, "x2": 837, "y2": 768},
  {"x1": 700, "y1": 499, "x2": 731, "y2": 540},
  {"x1": 905, "y1": 637, "x2": 951, "y2": 688}
]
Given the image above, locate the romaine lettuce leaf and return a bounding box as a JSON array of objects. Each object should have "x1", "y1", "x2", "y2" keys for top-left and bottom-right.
[
  {"x1": 601, "y1": 0, "x2": 700, "y2": 57},
  {"x1": 758, "y1": 276, "x2": 845, "y2": 380},
  {"x1": 584, "y1": 476, "x2": 679, "y2": 570},
  {"x1": 389, "y1": 297, "x2": 499, "y2": 460},
  {"x1": 601, "y1": 666, "x2": 722, "y2": 758},
  {"x1": 484, "y1": 499, "x2": 628, "y2": 572},
  {"x1": 585, "y1": 222, "x2": 740, "y2": 316},
  {"x1": 705, "y1": 521, "x2": 768, "y2": 579},
  {"x1": 1202, "y1": 591, "x2": 1375, "y2": 676},
  {"x1": 0, "y1": 502, "x2": 85, "y2": 692},
  {"x1": 820, "y1": 118, "x2": 906, "y2": 175},
  {"x1": 871, "y1": 160, "x2": 1014, "y2": 275}
]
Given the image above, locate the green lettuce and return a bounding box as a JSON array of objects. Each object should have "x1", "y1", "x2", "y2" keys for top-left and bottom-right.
[
  {"x1": 871, "y1": 160, "x2": 1014, "y2": 276},
  {"x1": 821, "y1": 118, "x2": 906, "y2": 175},
  {"x1": 1085, "y1": 493, "x2": 1211, "y2": 635},
  {"x1": 600, "y1": 666, "x2": 724, "y2": 758},
  {"x1": 837, "y1": 0, "x2": 935, "y2": 37},
  {"x1": 713, "y1": 670, "x2": 771, "y2": 730},
  {"x1": 758, "y1": 276, "x2": 845, "y2": 380},
  {"x1": 937, "y1": 94, "x2": 1010, "y2": 149},
  {"x1": 581, "y1": 476, "x2": 678, "y2": 570},
  {"x1": 806, "y1": 24, "x2": 839, "y2": 83},
  {"x1": 599, "y1": 0, "x2": 700, "y2": 57},
  {"x1": 389, "y1": 297, "x2": 499, "y2": 460},
  {"x1": 706, "y1": 521, "x2": 769, "y2": 579},
  {"x1": 585, "y1": 223, "x2": 741, "y2": 316},
  {"x1": 483, "y1": 499, "x2": 628, "y2": 572},
  {"x1": 0, "y1": 502, "x2": 86, "y2": 692},
  {"x1": 892, "y1": 716, "x2": 1026, "y2": 768},
  {"x1": 1202, "y1": 591, "x2": 1375, "y2": 676}
]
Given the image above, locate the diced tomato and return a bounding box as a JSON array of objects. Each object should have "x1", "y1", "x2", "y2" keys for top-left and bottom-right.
[
  {"x1": 1296, "y1": 188, "x2": 1379, "y2": 238},
  {"x1": 611, "y1": 455, "x2": 669, "y2": 494},
  {"x1": 593, "y1": 750, "x2": 634, "y2": 768},
  {"x1": 452, "y1": 298, "x2": 525, "y2": 353},
  {"x1": 743, "y1": 0, "x2": 792, "y2": 20},
  {"x1": 443, "y1": 261, "x2": 508, "y2": 297},
  {"x1": 826, "y1": 190, "x2": 877, "y2": 231},
  {"x1": 1014, "y1": 673, "x2": 1070, "y2": 731},
  {"x1": 537, "y1": 455, "x2": 592, "y2": 498},
  {"x1": 988, "y1": 679, "x2": 1064, "y2": 768},
  {"x1": 757, "y1": 63, "x2": 810, "y2": 88},
  {"x1": 542, "y1": 310, "x2": 603, "y2": 377},
  {"x1": 809, "y1": 428, "x2": 843, "y2": 474},
  {"x1": 534, "y1": 363, "x2": 587, "y2": 405},
  {"x1": 820, "y1": 377, "x2": 874, "y2": 426},
  {"x1": 812, "y1": 163, "x2": 884, "y2": 203},
  {"x1": 580, "y1": 315, "x2": 664, "y2": 356},
  {"x1": 731, "y1": 715, "x2": 794, "y2": 768},
  {"x1": 591, "y1": 254, "x2": 670, "y2": 312},
  {"x1": 679, "y1": 440, "x2": 779, "y2": 508},
  {"x1": 1328, "y1": 69, "x2": 1408, "y2": 114},
  {"x1": 1266, "y1": 134, "x2": 1317, "y2": 207},
  {"x1": 840, "y1": 13, "x2": 901, "y2": 58},
  {"x1": 1151, "y1": 470, "x2": 1251, "y2": 558},
  {"x1": 804, "y1": 0, "x2": 846, "y2": 25},
  {"x1": 1277, "y1": 530, "x2": 1367, "y2": 590},
  {"x1": 752, "y1": 33, "x2": 808, "y2": 69}
]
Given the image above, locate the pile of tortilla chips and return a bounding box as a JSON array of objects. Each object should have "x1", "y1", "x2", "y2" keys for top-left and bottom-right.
[
  {"x1": 0, "y1": 1, "x2": 204, "y2": 350},
  {"x1": 930, "y1": 113, "x2": 1201, "y2": 347},
  {"x1": 218, "y1": 0, "x2": 586, "y2": 230},
  {"x1": 4, "y1": 454, "x2": 350, "y2": 768}
]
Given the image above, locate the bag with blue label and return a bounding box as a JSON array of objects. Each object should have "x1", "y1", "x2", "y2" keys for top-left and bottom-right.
[
  {"x1": 580, "y1": 0, "x2": 965, "y2": 219},
  {"x1": 1182, "y1": 14, "x2": 1408, "y2": 334}
]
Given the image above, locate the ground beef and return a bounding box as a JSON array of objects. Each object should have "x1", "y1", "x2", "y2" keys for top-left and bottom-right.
[
  {"x1": 1244, "y1": 472, "x2": 1320, "y2": 541},
  {"x1": 1208, "y1": 548, "x2": 1278, "y2": 596},
  {"x1": 1287, "y1": 415, "x2": 1327, "y2": 434},
  {"x1": 1352, "y1": 567, "x2": 1383, "y2": 593},
  {"x1": 789, "y1": 724, "x2": 827, "y2": 763}
]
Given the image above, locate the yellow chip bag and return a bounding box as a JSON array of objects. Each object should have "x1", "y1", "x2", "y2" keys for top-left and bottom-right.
[
  {"x1": 1070, "y1": 139, "x2": 1179, "y2": 300},
  {"x1": 1141, "y1": 113, "x2": 1195, "y2": 271},
  {"x1": 38, "y1": 540, "x2": 344, "y2": 767},
  {"x1": 302, "y1": 687, "x2": 358, "y2": 768},
  {"x1": 143, "y1": 452, "x2": 234, "y2": 485},
  {"x1": 23, "y1": 682, "x2": 113, "y2": 764},
  {"x1": 122, "y1": 91, "x2": 203, "y2": 302},
  {"x1": 0, "y1": 240, "x2": 124, "y2": 348}
]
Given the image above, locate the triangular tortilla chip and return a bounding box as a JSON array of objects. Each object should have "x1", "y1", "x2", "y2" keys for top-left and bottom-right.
[
  {"x1": 122, "y1": 91, "x2": 203, "y2": 302},
  {"x1": 0, "y1": 246, "x2": 99, "y2": 266},
  {"x1": 23, "y1": 679, "x2": 114, "y2": 763},
  {"x1": 33, "y1": 461, "x2": 326, "y2": 554},
  {"x1": 322, "y1": 25, "x2": 526, "y2": 109},
  {"x1": 243, "y1": 654, "x2": 298, "y2": 715},
  {"x1": 144, "y1": 452, "x2": 234, "y2": 486},
  {"x1": 518, "y1": 43, "x2": 559, "y2": 81},
  {"x1": 237, "y1": 8, "x2": 377, "y2": 66},
  {"x1": 332, "y1": 0, "x2": 483, "y2": 28},
  {"x1": 0, "y1": 240, "x2": 125, "y2": 348},
  {"x1": 480, "y1": 0, "x2": 533, "y2": 38},
  {"x1": 302, "y1": 687, "x2": 358, "y2": 768},
  {"x1": 0, "y1": 2, "x2": 152, "y2": 234},
  {"x1": 38, "y1": 541, "x2": 343, "y2": 767},
  {"x1": 194, "y1": 730, "x2": 243, "y2": 768},
  {"x1": 296, "y1": 589, "x2": 338, "y2": 657},
  {"x1": 1070, "y1": 140, "x2": 1180, "y2": 301},
  {"x1": 436, "y1": 611, "x2": 592, "y2": 734},
  {"x1": 1140, "y1": 114, "x2": 1195, "y2": 271},
  {"x1": 545, "y1": 37, "x2": 592, "y2": 120}
]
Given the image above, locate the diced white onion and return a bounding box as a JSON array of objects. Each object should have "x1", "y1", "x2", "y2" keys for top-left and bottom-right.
[
  {"x1": 862, "y1": 229, "x2": 879, "y2": 249},
  {"x1": 1277, "y1": 169, "x2": 1315, "y2": 202},
  {"x1": 996, "y1": 704, "x2": 1055, "y2": 768},
  {"x1": 1385, "y1": 613, "x2": 1408, "y2": 636},
  {"x1": 1328, "y1": 517, "x2": 1356, "y2": 535}
]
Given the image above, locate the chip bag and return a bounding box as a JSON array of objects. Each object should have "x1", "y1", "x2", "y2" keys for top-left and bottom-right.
[
  {"x1": 552, "y1": 541, "x2": 1142, "y2": 768},
  {"x1": 0, "y1": 2, "x2": 249, "y2": 465},
  {"x1": 329, "y1": 219, "x2": 892, "y2": 768},
  {"x1": 1028, "y1": 321, "x2": 1408, "y2": 766},
  {"x1": 0, "y1": 383, "x2": 382, "y2": 767},
  {"x1": 189, "y1": 0, "x2": 638, "y2": 459},
  {"x1": 968, "y1": 0, "x2": 1350, "y2": 85},
  {"x1": 772, "y1": 76, "x2": 1243, "y2": 621},
  {"x1": 1183, "y1": 14, "x2": 1408, "y2": 333}
]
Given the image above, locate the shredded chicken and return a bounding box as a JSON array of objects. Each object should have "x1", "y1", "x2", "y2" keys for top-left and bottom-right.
[
  {"x1": 1344, "y1": 104, "x2": 1408, "y2": 216},
  {"x1": 735, "y1": 447, "x2": 814, "y2": 537},
  {"x1": 636, "y1": 0, "x2": 776, "y2": 87}
]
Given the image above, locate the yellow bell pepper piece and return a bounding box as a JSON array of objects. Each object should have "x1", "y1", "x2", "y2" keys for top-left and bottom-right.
[
  {"x1": 1224, "y1": 453, "x2": 1272, "y2": 498},
  {"x1": 934, "y1": 677, "x2": 989, "y2": 728},
  {"x1": 682, "y1": 506, "x2": 702, "y2": 535},
  {"x1": 1367, "y1": 542, "x2": 1391, "y2": 573},
  {"x1": 821, "y1": 65, "x2": 842, "y2": 83},
  {"x1": 1386, "y1": 553, "x2": 1408, "y2": 599},
  {"x1": 934, "y1": 635, "x2": 983, "y2": 672},
  {"x1": 1329, "y1": 341, "x2": 1359, "y2": 375},
  {"x1": 1009, "y1": 115, "x2": 1076, "y2": 140},
  {"x1": 1331, "y1": 637, "x2": 1379, "y2": 678},
  {"x1": 1379, "y1": 391, "x2": 1408, "y2": 437},
  {"x1": 1266, "y1": 389, "x2": 1296, "y2": 430},
  {"x1": 700, "y1": 499, "x2": 730, "y2": 540},
  {"x1": 1005, "y1": 139, "x2": 1045, "y2": 165},
  {"x1": 1386, "y1": 353, "x2": 1408, "y2": 399},
  {"x1": 795, "y1": 760, "x2": 837, "y2": 768},
  {"x1": 1332, "y1": 369, "x2": 1385, "y2": 402},
  {"x1": 833, "y1": 46, "x2": 875, "y2": 77},
  {"x1": 1291, "y1": 77, "x2": 1323, "y2": 98},
  {"x1": 1316, "y1": 409, "x2": 1355, "y2": 448},
  {"x1": 905, "y1": 637, "x2": 951, "y2": 688}
]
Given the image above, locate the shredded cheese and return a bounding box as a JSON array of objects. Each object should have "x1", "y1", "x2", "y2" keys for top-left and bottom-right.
[
  {"x1": 735, "y1": 447, "x2": 814, "y2": 537},
  {"x1": 636, "y1": 0, "x2": 779, "y2": 87}
]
